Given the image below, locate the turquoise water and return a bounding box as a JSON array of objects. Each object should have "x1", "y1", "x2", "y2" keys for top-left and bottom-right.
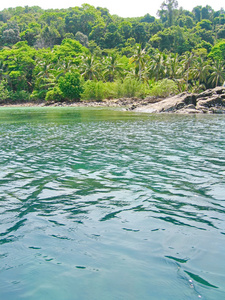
[{"x1": 0, "y1": 107, "x2": 225, "y2": 300}]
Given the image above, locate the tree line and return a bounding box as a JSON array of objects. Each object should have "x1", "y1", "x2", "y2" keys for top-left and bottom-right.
[{"x1": 0, "y1": 1, "x2": 225, "y2": 102}]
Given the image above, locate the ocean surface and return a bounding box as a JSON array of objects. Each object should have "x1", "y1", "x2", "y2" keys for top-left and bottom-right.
[{"x1": 0, "y1": 107, "x2": 225, "y2": 300}]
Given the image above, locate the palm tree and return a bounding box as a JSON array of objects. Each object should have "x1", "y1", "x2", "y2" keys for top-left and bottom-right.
[
  {"x1": 80, "y1": 54, "x2": 100, "y2": 81},
  {"x1": 190, "y1": 56, "x2": 210, "y2": 86},
  {"x1": 35, "y1": 59, "x2": 56, "y2": 90},
  {"x1": 36, "y1": 59, "x2": 55, "y2": 79},
  {"x1": 209, "y1": 60, "x2": 225, "y2": 87},
  {"x1": 180, "y1": 51, "x2": 194, "y2": 90},
  {"x1": 56, "y1": 59, "x2": 76, "y2": 79},
  {"x1": 129, "y1": 44, "x2": 147, "y2": 80},
  {"x1": 167, "y1": 53, "x2": 182, "y2": 79},
  {"x1": 102, "y1": 52, "x2": 124, "y2": 82},
  {"x1": 148, "y1": 50, "x2": 167, "y2": 81}
]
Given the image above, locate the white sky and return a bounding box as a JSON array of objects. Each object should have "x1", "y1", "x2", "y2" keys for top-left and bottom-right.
[{"x1": 0, "y1": 0, "x2": 224, "y2": 18}]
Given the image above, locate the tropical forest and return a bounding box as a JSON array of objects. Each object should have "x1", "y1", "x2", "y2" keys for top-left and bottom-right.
[{"x1": 0, "y1": 0, "x2": 225, "y2": 103}]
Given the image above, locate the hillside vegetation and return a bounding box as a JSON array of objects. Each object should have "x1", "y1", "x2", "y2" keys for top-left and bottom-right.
[{"x1": 0, "y1": 1, "x2": 225, "y2": 102}]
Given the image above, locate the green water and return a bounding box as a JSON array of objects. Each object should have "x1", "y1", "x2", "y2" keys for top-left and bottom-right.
[{"x1": 0, "y1": 107, "x2": 225, "y2": 300}]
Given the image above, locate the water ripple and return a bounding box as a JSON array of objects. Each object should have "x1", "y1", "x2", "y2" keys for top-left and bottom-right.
[{"x1": 0, "y1": 109, "x2": 225, "y2": 299}]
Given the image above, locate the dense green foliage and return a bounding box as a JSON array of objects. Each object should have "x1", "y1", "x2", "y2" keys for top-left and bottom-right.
[
  {"x1": 0, "y1": 2, "x2": 225, "y2": 102},
  {"x1": 58, "y1": 72, "x2": 83, "y2": 100}
]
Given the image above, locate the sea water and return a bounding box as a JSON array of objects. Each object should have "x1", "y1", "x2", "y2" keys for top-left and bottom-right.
[{"x1": 0, "y1": 107, "x2": 225, "y2": 300}]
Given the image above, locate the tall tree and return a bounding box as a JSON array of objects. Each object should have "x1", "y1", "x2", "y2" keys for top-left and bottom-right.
[{"x1": 158, "y1": 0, "x2": 179, "y2": 26}]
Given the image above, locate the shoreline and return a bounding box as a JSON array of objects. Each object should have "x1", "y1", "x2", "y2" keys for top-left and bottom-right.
[
  {"x1": 0, "y1": 97, "x2": 161, "y2": 109},
  {"x1": 1, "y1": 87, "x2": 225, "y2": 114}
]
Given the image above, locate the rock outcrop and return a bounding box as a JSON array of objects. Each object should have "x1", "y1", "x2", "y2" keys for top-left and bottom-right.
[{"x1": 133, "y1": 87, "x2": 225, "y2": 114}]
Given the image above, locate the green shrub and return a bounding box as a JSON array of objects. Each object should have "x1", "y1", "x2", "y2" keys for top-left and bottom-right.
[
  {"x1": 120, "y1": 78, "x2": 147, "y2": 98},
  {"x1": 58, "y1": 72, "x2": 83, "y2": 101},
  {"x1": 149, "y1": 79, "x2": 178, "y2": 97},
  {"x1": 9, "y1": 90, "x2": 30, "y2": 101},
  {"x1": 81, "y1": 78, "x2": 149, "y2": 101},
  {"x1": 0, "y1": 80, "x2": 9, "y2": 100},
  {"x1": 81, "y1": 80, "x2": 104, "y2": 101},
  {"x1": 45, "y1": 86, "x2": 64, "y2": 102},
  {"x1": 103, "y1": 82, "x2": 117, "y2": 99},
  {"x1": 95, "y1": 81, "x2": 104, "y2": 100},
  {"x1": 30, "y1": 89, "x2": 47, "y2": 100},
  {"x1": 81, "y1": 80, "x2": 96, "y2": 100},
  {"x1": 122, "y1": 78, "x2": 139, "y2": 97},
  {"x1": 114, "y1": 80, "x2": 123, "y2": 98}
]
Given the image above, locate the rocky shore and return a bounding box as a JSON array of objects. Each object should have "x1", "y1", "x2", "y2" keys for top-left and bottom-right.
[
  {"x1": 132, "y1": 86, "x2": 225, "y2": 114},
  {"x1": 1, "y1": 87, "x2": 225, "y2": 114}
]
